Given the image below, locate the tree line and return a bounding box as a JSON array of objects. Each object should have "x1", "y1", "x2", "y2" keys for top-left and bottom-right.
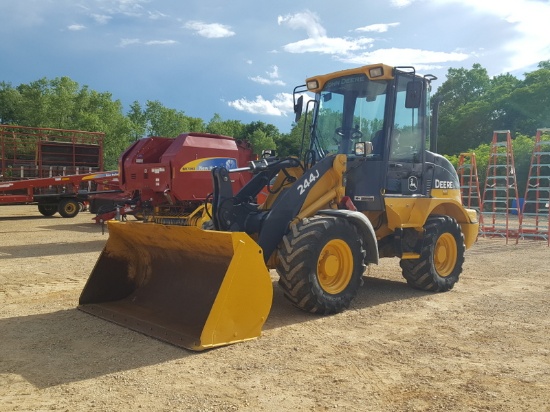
[
  {"x1": 1, "y1": 61, "x2": 549, "y2": 192},
  {"x1": 0, "y1": 77, "x2": 298, "y2": 168},
  {"x1": 435, "y1": 60, "x2": 550, "y2": 196}
]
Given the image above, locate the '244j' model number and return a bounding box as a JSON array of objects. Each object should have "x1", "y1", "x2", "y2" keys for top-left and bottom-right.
[{"x1": 297, "y1": 170, "x2": 320, "y2": 195}]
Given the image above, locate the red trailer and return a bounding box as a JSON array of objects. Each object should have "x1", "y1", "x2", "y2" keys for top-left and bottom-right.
[
  {"x1": 0, "y1": 171, "x2": 119, "y2": 217},
  {"x1": 1, "y1": 124, "x2": 104, "y2": 180},
  {"x1": 0, "y1": 125, "x2": 112, "y2": 217}
]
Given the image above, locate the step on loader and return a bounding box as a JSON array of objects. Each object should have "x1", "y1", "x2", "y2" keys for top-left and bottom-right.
[{"x1": 79, "y1": 64, "x2": 479, "y2": 350}]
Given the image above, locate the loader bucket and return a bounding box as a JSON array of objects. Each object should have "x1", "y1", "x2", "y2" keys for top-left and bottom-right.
[{"x1": 78, "y1": 221, "x2": 273, "y2": 351}]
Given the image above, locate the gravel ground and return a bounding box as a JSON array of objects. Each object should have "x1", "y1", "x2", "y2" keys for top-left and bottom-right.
[{"x1": 0, "y1": 205, "x2": 549, "y2": 411}]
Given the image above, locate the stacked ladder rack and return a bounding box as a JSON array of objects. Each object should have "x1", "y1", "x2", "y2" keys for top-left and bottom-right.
[
  {"x1": 517, "y1": 128, "x2": 550, "y2": 246},
  {"x1": 480, "y1": 130, "x2": 520, "y2": 243},
  {"x1": 457, "y1": 152, "x2": 481, "y2": 212}
]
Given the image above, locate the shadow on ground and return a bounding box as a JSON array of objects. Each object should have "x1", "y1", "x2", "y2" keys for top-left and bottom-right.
[
  {"x1": 264, "y1": 274, "x2": 428, "y2": 331},
  {"x1": 0, "y1": 309, "x2": 188, "y2": 388},
  {"x1": 0, "y1": 274, "x2": 428, "y2": 389},
  {"x1": 0, "y1": 240, "x2": 106, "y2": 259}
]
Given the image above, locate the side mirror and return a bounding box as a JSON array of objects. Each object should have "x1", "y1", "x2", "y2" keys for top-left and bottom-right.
[
  {"x1": 405, "y1": 81, "x2": 422, "y2": 109},
  {"x1": 294, "y1": 95, "x2": 304, "y2": 122},
  {"x1": 354, "y1": 141, "x2": 372, "y2": 157},
  {"x1": 262, "y1": 149, "x2": 275, "y2": 158}
]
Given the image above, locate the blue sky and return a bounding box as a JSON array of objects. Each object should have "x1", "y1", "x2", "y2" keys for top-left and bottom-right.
[{"x1": 1, "y1": 0, "x2": 549, "y2": 133}]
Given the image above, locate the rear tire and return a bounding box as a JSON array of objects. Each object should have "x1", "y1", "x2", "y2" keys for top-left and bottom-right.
[
  {"x1": 58, "y1": 198, "x2": 80, "y2": 218},
  {"x1": 38, "y1": 204, "x2": 57, "y2": 217},
  {"x1": 276, "y1": 216, "x2": 366, "y2": 314},
  {"x1": 400, "y1": 215, "x2": 465, "y2": 292}
]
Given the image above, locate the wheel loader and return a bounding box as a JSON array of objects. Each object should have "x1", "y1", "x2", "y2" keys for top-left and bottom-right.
[{"x1": 79, "y1": 64, "x2": 478, "y2": 350}]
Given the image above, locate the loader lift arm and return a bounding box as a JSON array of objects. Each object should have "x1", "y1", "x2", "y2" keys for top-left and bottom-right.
[
  {"x1": 211, "y1": 156, "x2": 301, "y2": 233},
  {"x1": 212, "y1": 155, "x2": 343, "y2": 262}
]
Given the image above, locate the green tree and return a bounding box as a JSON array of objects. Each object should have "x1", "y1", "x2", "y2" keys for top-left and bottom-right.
[
  {"x1": 47, "y1": 77, "x2": 79, "y2": 128},
  {"x1": 243, "y1": 121, "x2": 281, "y2": 142},
  {"x1": 247, "y1": 129, "x2": 276, "y2": 156},
  {"x1": 435, "y1": 64, "x2": 492, "y2": 154},
  {"x1": 0, "y1": 77, "x2": 135, "y2": 168},
  {"x1": 14, "y1": 78, "x2": 51, "y2": 127},
  {"x1": 206, "y1": 113, "x2": 245, "y2": 138},
  {"x1": 145, "y1": 100, "x2": 204, "y2": 137},
  {"x1": 435, "y1": 61, "x2": 550, "y2": 156},
  {"x1": 0, "y1": 82, "x2": 22, "y2": 124},
  {"x1": 484, "y1": 73, "x2": 521, "y2": 132},
  {"x1": 70, "y1": 88, "x2": 134, "y2": 168},
  {"x1": 127, "y1": 100, "x2": 147, "y2": 141},
  {"x1": 507, "y1": 62, "x2": 550, "y2": 134},
  {"x1": 275, "y1": 114, "x2": 312, "y2": 158},
  {"x1": 435, "y1": 64, "x2": 490, "y2": 110}
]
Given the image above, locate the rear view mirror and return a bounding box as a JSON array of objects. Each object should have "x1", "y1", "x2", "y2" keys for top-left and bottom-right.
[
  {"x1": 294, "y1": 95, "x2": 303, "y2": 122},
  {"x1": 405, "y1": 81, "x2": 422, "y2": 109},
  {"x1": 354, "y1": 141, "x2": 372, "y2": 157}
]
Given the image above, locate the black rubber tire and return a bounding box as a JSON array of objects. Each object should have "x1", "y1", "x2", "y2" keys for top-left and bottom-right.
[
  {"x1": 38, "y1": 204, "x2": 57, "y2": 217},
  {"x1": 400, "y1": 215, "x2": 465, "y2": 292},
  {"x1": 58, "y1": 198, "x2": 80, "y2": 218},
  {"x1": 276, "y1": 216, "x2": 366, "y2": 314}
]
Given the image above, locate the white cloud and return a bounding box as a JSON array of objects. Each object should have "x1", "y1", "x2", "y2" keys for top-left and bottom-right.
[
  {"x1": 118, "y1": 38, "x2": 140, "y2": 47},
  {"x1": 267, "y1": 66, "x2": 280, "y2": 79},
  {"x1": 283, "y1": 36, "x2": 374, "y2": 55},
  {"x1": 145, "y1": 40, "x2": 178, "y2": 45},
  {"x1": 68, "y1": 24, "x2": 86, "y2": 31},
  {"x1": 390, "y1": 0, "x2": 415, "y2": 7},
  {"x1": 91, "y1": 14, "x2": 111, "y2": 24},
  {"x1": 249, "y1": 76, "x2": 286, "y2": 86},
  {"x1": 355, "y1": 23, "x2": 400, "y2": 33},
  {"x1": 96, "y1": 0, "x2": 147, "y2": 18},
  {"x1": 277, "y1": 10, "x2": 375, "y2": 55},
  {"x1": 338, "y1": 47, "x2": 469, "y2": 68},
  {"x1": 147, "y1": 10, "x2": 167, "y2": 20},
  {"x1": 277, "y1": 9, "x2": 473, "y2": 69},
  {"x1": 431, "y1": 0, "x2": 550, "y2": 72},
  {"x1": 249, "y1": 65, "x2": 286, "y2": 86},
  {"x1": 278, "y1": 10, "x2": 326, "y2": 38},
  {"x1": 228, "y1": 93, "x2": 294, "y2": 116},
  {"x1": 184, "y1": 21, "x2": 235, "y2": 38},
  {"x1": 118, "y1": 38, "x2": 177, "y2": 47}
]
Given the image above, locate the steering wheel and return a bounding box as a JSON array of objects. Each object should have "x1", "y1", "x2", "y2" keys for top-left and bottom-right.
[{"x1": 335, "y1": 127, "x2": 363, "y2": 139}]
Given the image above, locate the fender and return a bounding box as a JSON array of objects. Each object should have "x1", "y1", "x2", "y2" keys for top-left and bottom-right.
[{"x1": 317, "y1": 209, "x2": 379, "y2": 265}]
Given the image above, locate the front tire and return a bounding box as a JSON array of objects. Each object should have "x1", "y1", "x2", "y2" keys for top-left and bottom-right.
[
  {"x1": 276, "y1": 216, "x2": 366, "y2": 314},
  {"x1": 400, "y1": 215, "x2": 465, "y2": 292},
  {"x1": 58, "y1": 198, "x2": 80, "y2": 218}
]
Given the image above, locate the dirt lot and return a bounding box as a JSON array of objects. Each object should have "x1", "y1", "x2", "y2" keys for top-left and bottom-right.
[{"x1": 0, "y1": 205, "x2": 549, "y2": 412}]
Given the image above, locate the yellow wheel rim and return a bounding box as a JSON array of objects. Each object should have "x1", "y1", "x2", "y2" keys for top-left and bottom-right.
[
  {"x1": 64, "y1": 203, "x2": 77, "y2": 215},
  {"x1": 434, "y1": 233, "x2": 457, "y2": 277},
  {"x1": 317, "y1": 239, "x2": 353, "y2": 294}
]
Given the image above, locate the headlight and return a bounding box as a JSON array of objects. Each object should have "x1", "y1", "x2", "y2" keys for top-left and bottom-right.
[
  {"x1": 306, "y1": 80, "x2": 319, "y2": 90},
  {"x1": 369, "y1": 67, "x2": 384, "y2": 78}
]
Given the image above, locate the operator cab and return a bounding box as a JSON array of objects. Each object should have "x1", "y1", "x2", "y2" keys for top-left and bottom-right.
[{"x1": 296, "y1": 64, "x2": 436, "y2": 212}]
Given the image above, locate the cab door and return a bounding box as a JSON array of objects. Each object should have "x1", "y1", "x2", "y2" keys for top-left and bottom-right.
[{"x1": 385, "y1": 75, "x2": 428, "y2": 197}]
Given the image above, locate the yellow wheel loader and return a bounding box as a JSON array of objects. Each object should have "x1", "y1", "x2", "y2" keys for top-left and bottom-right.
[{"x1": 79, "y1": 64, "x2": 478, "y2": 350}]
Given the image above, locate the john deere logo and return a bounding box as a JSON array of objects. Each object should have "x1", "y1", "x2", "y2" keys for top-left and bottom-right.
[{"x1": 408, "y1": 176, "x2": 418, "y2": 192}]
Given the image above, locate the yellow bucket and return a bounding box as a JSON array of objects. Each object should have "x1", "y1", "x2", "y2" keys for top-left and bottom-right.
[{"x1": 79, "y1": 221, "x2": 273, "y2": 350}]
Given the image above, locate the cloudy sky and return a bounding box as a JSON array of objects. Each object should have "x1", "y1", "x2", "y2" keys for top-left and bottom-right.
[{"x1": 1, "y1": 0, "x2": 549, "y2": 132}]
